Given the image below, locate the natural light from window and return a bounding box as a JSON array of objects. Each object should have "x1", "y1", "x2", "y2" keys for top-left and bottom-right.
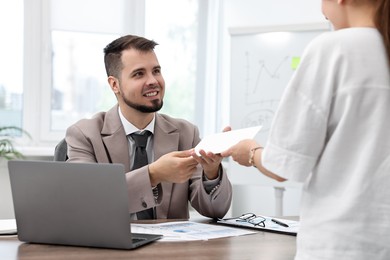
[
  {"x1": 0, "y1": 0, "x2": 24, "y2": 128},
  {"x1": 145, "y1": 0, "x2": 198, "y2": 123}
]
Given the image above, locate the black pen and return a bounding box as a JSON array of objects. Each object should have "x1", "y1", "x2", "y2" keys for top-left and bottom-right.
[{"x1": 271, "y1": 218, "x2": 289, "y2": 227}]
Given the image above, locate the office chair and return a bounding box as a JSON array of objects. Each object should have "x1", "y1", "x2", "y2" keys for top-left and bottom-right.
[{"x1": 54, "y1": 138, "x2": 68, "y2": 161}]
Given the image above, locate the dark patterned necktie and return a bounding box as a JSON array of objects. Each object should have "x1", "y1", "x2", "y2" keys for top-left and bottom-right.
[
  {"x1": 131, "y1": 131, "x2": 151, "y2": 170},
  {"x1": 130, "y1": 131, "x2": 155, "y2": 219}
]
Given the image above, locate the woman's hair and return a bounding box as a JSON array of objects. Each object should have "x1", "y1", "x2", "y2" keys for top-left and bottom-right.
[{"x1": 374, "y1": 0, "x2": 390, "y2": 64}]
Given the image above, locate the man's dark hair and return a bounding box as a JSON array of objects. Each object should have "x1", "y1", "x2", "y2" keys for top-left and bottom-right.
[{"x1": 103, "y1": 35, "x2": 159, "y2": 78}]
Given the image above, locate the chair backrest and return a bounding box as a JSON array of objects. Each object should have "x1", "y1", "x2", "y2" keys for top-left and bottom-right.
[{"x1": 54, "y1": 138, "x2": 68, "y2": 161}]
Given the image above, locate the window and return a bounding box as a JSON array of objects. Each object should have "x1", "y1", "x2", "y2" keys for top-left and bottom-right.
[
  {"x1": 0, "y1": 0, "x2": 24, "y2": 129},
  {"x1": 50, "y1": 31, "x2": 117, "y2": 131},
  {"x1": 5, "y1": 0, "x2": 220, "y2": 153},
  {"x1": 44, "y1": 0, "x2": 127, "y2": 140},
  {"x1": 50, "y1": 0, "x2": 201, "y2": 132},
  {"x1": 145, "y1": 0, "x2": 199, "y2": 123},
  {"x1": 144, "y1": 0, "x2": 223, "y2": 137}
]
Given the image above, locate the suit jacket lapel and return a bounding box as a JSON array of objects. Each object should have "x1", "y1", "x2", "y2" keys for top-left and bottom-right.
[
  {"x1": 101, "y1": 105, "x2": 131, "y2": 171},
  {"x1": 154, "y1": 114, "x2": 181, "y2": 217},
  {"x1": 154, "y1": 114, "x2": 180, "y2": 160},
  {"x1": 99, "y1": 108, "x2": 180, "y2": 173}
]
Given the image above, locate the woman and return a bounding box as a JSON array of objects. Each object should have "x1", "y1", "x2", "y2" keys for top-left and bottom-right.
[{"x1": 221, "y1": 0, "x2": 390, "y2": 259}]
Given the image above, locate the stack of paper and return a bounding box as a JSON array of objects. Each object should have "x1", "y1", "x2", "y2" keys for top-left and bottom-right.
[
  {"x1": 131, "y1": 221, "x2": 256, "y2": 242},
  {"x1": 0, "y1": 219, "x2": 17, "y2": 235}
]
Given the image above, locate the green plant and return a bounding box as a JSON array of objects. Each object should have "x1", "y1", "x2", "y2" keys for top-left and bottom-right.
[{"x1": 0, "y1": 126, "x2": 30, "y2": 160}]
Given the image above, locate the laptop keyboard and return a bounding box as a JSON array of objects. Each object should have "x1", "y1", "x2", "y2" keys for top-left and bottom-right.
[{"x1": 132, "y1": 237, "x2": 147, "y2": 244}]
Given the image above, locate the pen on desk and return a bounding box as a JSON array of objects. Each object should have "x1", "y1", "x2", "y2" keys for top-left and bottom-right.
[{"x1": 271, "y1": 218, "x2": 289, "y2": 227}]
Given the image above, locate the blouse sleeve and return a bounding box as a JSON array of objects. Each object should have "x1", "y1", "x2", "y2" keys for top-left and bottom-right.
[{"x1": 261, "y1": 33, "x2": 336, "y2": 182}]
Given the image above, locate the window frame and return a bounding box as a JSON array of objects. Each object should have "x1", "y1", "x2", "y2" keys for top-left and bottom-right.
[{"x1": 20, "y1": 0, "x2": 222, "y2": 156}]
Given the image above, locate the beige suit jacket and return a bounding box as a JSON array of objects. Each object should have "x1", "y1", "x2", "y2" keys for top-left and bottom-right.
[{"x1": 65, "y1": 105, "x2": 232, "y2": 219}]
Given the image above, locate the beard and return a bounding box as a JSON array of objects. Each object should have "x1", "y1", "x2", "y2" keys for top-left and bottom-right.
[{"x1": 122, "y1": 94, "x2": 163, "y2": 113}]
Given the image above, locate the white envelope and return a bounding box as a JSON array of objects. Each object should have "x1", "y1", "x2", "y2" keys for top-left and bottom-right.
[{"x1": 194, "y1": 125, "x2": 262, "y2": 156}]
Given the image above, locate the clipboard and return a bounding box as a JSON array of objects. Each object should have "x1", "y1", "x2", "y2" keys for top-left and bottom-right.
[{"x1": 216, "y1": 215, "x2": 299, "y2": 236}]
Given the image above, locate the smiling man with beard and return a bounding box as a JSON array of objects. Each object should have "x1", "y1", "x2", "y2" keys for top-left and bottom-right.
[{"x1": 65, "y1": 35, "x2": 232, "y2": 220}]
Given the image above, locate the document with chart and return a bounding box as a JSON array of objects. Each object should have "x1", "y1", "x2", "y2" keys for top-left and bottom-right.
[
  {"x1": 216, "y1": 214, "x2": 299, "y2": 236},
  {"x1": 131, "y1": 221, "x2": 256, "y2": 242}
]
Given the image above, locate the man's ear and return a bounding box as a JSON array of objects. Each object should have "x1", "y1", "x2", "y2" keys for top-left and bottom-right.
[{"x1": 108, "y1": 76, "x2": 120, "y2": 94}]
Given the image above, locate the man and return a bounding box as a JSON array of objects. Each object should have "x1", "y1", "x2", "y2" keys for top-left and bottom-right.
[{"x1": 65, "y1": 35, "x2": 232, "y2": 219}]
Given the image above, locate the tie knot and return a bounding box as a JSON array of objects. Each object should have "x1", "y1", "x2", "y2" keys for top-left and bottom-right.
[{"x1": 131, "y1": 131, "x2": 151, "y2": 148}]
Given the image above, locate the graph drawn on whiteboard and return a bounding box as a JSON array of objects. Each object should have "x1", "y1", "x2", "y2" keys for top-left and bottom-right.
[
  {"x1": 230, "y1": 24, "x2": 329, "y2": 144},
  {"x1": 245, "y1": 53, "x2": 289, "y2": 104}
]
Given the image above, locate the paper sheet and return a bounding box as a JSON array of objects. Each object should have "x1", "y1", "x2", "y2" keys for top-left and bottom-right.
[
  {"x1": 194, "y1": 125, "x2": 262, "y2": 156},
  {"x1": 131, "y1": 221, "x2": 256, "y2": 242},
  {"x1": 0, "y1": 219, "x2": 17, "y2": 235}
]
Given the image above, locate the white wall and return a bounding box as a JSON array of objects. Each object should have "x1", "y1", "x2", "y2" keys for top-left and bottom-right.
[
  {"x1": 224, "y1": 0, "x2": 323, "y2": 27},
  {"x1": 220, "y1": 0, "x2": 325, "y2": 217}
]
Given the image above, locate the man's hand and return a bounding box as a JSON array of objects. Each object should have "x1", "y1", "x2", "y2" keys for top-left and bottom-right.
[
  {"x1": 191, "y1": 149, "x2": 223, "y2": 180},
  {"x1": 149, "y1": 150, "x2": 198, "y2": 186},
  {"x1": 191, "y1": 126, "x2": 232, "y2": 180}
]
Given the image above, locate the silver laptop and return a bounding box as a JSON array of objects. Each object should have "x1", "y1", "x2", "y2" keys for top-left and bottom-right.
[{"x1": 8, "y1": 160, "x2": 162, "y2": 249}]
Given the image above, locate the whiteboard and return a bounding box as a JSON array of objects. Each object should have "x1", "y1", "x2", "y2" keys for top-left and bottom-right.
[{"x1": 228, "y1": 23, "x2": 330, "y2": 187}]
